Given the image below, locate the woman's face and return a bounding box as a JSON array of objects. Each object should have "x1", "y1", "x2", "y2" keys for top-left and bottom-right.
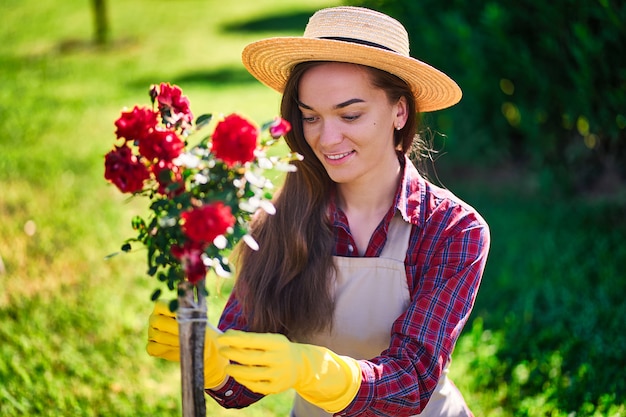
[{"x1": 297, "y1": 62, "x2": 407, "y2": 185}]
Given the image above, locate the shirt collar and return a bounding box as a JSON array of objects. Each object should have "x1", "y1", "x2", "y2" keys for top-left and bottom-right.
[{"x1": 395, "y1": 153, "x2": 424, "y2": 227}]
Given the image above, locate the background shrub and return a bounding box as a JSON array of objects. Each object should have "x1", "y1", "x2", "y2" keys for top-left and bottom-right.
[
  {"x1": 354, "y1": 0, "x2": 626, "y2": 193},
  {"x1": 352, "y1": 1, "x2": 626, "y2": 414}
]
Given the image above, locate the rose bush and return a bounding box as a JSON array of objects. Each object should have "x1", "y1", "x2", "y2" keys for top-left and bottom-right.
[{"x1": 105, "y1": 83, "x2": 296, "y2": 299}]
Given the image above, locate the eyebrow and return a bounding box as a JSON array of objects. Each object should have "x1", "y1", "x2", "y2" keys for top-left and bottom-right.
[{"x1": 296, "y1": 98, "x2": 366, "y2": 110}]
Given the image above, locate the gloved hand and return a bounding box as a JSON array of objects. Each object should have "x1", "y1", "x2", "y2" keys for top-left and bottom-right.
[
  {"x1": 218, "y1": 330, "x2": 361, "y2": 413},
  {"x1": 147, "y1": 300, "x2": 229, "y2": 389}
]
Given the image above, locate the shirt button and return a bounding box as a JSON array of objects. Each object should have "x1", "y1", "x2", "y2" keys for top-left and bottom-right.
[
  {"x1": 225, "y1": 389, "x2": 233, "y2": 397},
  {"x1": 348, "y1": 244, "x2": 354, "y2": 253}
]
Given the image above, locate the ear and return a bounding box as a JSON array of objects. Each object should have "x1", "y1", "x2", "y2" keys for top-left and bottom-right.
[{"x1": 394, "y1": 96, "x2": 409, "y2": 130}]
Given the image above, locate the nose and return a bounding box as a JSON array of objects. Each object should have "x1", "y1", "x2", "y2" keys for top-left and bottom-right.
[{"x1": 318, "y1": 120, "x2": 342, "y2": 148}]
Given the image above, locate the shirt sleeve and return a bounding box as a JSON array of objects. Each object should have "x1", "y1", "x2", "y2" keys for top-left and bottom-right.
[
  {"x1": 338, "y1": 203, "x2": 490, "y2": 416},
  {"x1": 204, "y1": 290, "x2": 266, "y2": 408}
]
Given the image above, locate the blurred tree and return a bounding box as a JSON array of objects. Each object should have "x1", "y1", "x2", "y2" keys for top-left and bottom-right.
[
  {"x1": 92, "y1": 0, "x2": 109, "y2": 46},
  {"x1": 353, "y1": 0, "x2": 626, "y2": 194}
]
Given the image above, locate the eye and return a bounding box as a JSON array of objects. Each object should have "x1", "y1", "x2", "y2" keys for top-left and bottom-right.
[
  {"x1": 302, "y1": 115, "x2": 318, "y2": 123},
  {"x1": 342, "y1": 113, "x2": 361, "y2": 121}
]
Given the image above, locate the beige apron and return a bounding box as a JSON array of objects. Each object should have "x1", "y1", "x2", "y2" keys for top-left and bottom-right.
[{"x1": 292, "y1": 214, "x2": 472, "y2": 417}]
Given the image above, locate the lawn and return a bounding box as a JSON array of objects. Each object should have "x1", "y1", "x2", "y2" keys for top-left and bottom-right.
[{"x1": 1, "y1": 0, "x2": 624, "y2": 416}]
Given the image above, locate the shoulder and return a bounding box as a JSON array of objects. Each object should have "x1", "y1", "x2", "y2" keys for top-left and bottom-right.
[
  {"x1": 402, "y1": 160, "x2": 488, "y2": 236},
  {"x1": 405, "y1": 175, "x2": 490, "y2": 273},
  {"x1": 425, "y1": 180, "x2": 487, "y2": 230}
]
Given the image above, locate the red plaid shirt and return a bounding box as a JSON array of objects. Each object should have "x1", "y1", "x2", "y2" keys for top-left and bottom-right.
[{"x1": 208, "y1": 155, "x2": 490, "y2": 416}]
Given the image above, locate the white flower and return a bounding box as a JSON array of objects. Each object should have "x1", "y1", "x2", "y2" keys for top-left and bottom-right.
[
  {"x1": 259, "y1": 200, "x2": 276, "y2": 215},
  {"x1": 213, "y1": 261, "x2": 232, "y2": 278},
  {"x1": 202, "y1": 256, "x2": 232, "y2": 278},
  {"x1": 173, "y1": 152, "x2": 200, "y2": 168},
  {"x1": 274, "y1": 161, "x2": 298, "y2": 172},
  {"x1": 158, "y1": 217, "x2": 177, "y2": 227},
  {"x1": 194, "y1": 173, "x2": 209, "y2": 184},
  {"x1": 243, "y1": 234, "x2": 259, "y2": 251},
  {"x1": 258, "y1": 157, "x2": 273, "y2": 170},
  {"x1": 213, "y1": 235, "x2": 228, "y2": 250},
  {"x1": 239, "y1": 199, "x2": 257, "y2": 213},
  {"x1": 244, "y1": 170, "x2": 267, "y2": 188}
]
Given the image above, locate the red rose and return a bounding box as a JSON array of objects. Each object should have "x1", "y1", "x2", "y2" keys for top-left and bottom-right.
[
  {"x1": 181, "y1": 202, "x2": 235, "y2": 244},
  {"x1": 212, "y1": 114, "x2": 258, "y2": 167},
  {"x1": 114, "y1": 106, "x2": 158, "y2": 142},
  {"x1": 138, "y1": 128, "x2": 185, "y2": 162},
  {"x1": 152, "y1": 160, "x2": 184, "y2": 196},
  {"x1": 104, "y1": 144, "x2": 150, "y2": 193},
  {"x1": 269, "y1": 117, "x2": 292, "y2": 139},
  {"x1": 171, "y1": 241, "x2": 206, "y2": 284},
  {"x1": 157, "y1": 83, "x2": 193, "y2": 125}
]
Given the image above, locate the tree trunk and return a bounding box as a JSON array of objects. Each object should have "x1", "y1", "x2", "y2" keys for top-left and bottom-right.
[
  {"x1": 177, "y1": 280, "x2": 207, "y2": 417},
  {"x1": 91, "y1": 0, "x2": 109, "y2": 46}
]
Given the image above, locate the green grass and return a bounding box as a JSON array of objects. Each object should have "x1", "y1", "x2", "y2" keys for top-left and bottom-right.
[
  {"x1": 1, "y1": 0, "x2": 625, "y2": 416},
  {"x1": 445, "y1": 180, "x2": 626, "y2": 416}
]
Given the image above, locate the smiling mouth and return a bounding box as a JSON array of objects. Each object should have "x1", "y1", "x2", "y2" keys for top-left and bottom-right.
[{"x1": 326, "y1": 151, "x2": 354, "y2": 160}]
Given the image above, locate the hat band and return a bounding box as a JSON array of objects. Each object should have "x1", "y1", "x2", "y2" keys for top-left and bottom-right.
[{"x1": 319, "y1": 36, "x2": 396, "y2": 53}]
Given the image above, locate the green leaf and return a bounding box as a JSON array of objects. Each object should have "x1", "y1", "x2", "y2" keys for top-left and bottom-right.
[
  {"x1": 147, "y1": 266, "x2": 158, "y2": 276},
  {"x1": 131, "y1": 216, "x2": 146, "y2": 230},
  {"x1": 195, "y1": 113, "x2": 212, "y2": 129},
  {"x1": 147, "y1": 245, "x2": 156, "y2": 267},
  {"x1": 150, "y1": 289, "x2": 162, "y2": 301},
  {"x1": 260, "y1": 120, "x2": 273, "y2": 131},
  {"x1": 166, "y1": 182, "x2": 182, "y2": 194},
  {"x1": 155, "y1": 254, "x2": 167, "y2": 266},
  {"x1": 121, "y1": 243, "x2": 132, "y2": 252},
  {"x1": 168, "y1": 299, "x2": 179, "y2": 313},
  {"x1": 200, "y1": 285, "x2": 209, "y2": 297},
  {"x1": 168, "y1": 266, "x2": 180, "y2": 281}
]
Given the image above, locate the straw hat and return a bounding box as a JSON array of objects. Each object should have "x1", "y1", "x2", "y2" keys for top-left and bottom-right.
[{"x1": 242, "y1": 6, "x2": 461, "y2": 112}]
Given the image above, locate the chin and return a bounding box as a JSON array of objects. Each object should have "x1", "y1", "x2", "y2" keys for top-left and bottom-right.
[{"x1": 326, "y1": 170, "x2": 356, "y2": 185}]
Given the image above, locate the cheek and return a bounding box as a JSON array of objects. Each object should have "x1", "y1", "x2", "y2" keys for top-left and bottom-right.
[
  {"x1": 301, "y1": 125, "x2": 318, "y2": 146},
  {"x1": 299, "y1": 127, "x2": 320, "y2": 160}
]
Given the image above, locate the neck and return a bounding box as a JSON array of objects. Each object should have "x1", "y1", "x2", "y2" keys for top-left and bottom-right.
[{"x1": 337, "y1": 153, "x2": 402, "y2": 217}]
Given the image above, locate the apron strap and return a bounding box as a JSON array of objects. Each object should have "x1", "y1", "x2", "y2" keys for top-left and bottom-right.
[{"x1": 380, "y1": 212, "x2": 412, "y2": 261}]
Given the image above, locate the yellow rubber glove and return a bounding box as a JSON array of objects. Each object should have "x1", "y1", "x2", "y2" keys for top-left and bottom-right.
[
  {"x1": 146, "y1": 300, "x2": 228, "y2": 389},
  {"x1": 218, "y1": 330, "x2": 361, "y2": 413}
]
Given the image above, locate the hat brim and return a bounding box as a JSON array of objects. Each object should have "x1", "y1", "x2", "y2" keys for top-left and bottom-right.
[{"x1": 242, "y1": 37, "x2": 462, "y2": 112}]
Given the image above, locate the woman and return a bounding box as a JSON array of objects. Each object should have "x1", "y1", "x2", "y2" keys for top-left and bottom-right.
[{"x1": 148, "y1": 6, "x2": 490, "y2": 416}]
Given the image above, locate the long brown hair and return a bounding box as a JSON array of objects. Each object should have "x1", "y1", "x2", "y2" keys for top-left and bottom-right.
[{"x1": 233, "y1": 61, "x2": 420, "y2": 341}]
